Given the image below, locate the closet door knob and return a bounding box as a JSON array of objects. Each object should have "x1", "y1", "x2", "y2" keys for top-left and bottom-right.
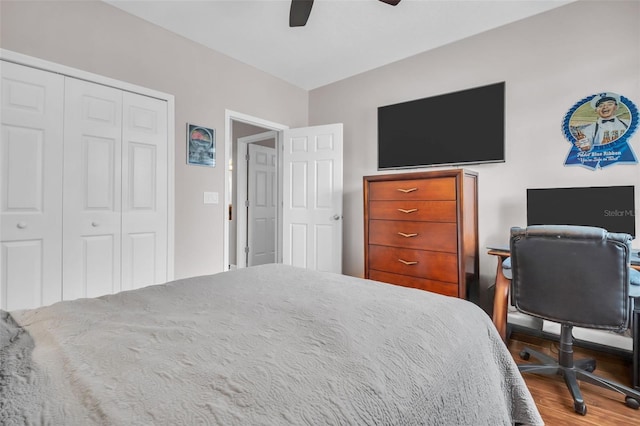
[
  {"x1": 91, "y1": 221, "x2": 100, "y2": 227},
  {"x1": 16, "y1": 222, "x2": 27, "y2": 229}
]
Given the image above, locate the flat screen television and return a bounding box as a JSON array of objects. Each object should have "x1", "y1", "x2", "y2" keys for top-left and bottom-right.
[
  {"x1": 527, "y1": 185, "x2": 636, "y2": 238},
  {"x1": 377, "y1": 82, "x2": 505, "y2": 170}
]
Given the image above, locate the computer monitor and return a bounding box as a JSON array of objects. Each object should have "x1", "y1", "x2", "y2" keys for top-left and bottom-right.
[{"x1": 527, "y1": 186, "x2": 636, "y2": 238}]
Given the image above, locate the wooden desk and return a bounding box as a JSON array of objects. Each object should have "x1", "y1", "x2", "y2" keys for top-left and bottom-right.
[{"x1": 488, "y1": 248, "x2": 511, "y2": 342}]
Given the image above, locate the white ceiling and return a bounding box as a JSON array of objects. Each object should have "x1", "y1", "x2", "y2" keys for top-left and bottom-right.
[{"x1": 104, "y1": 0, "x2": 573, "y2": 90}]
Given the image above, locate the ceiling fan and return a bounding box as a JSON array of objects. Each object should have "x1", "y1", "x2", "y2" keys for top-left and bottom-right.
[{"x1": 289, "y1": 0, "x2": 402, "y2": 27}]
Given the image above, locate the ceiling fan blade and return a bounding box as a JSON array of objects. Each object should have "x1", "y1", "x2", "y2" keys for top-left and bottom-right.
[
  {"x1": 379, "y1": 0, "x2": 401, "y2": 5},
  {"x1": 290, "y1": 0, "x2": 314, "y2": 27}
]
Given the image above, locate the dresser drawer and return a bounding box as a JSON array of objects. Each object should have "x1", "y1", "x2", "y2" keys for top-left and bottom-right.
[
  {"x1": 368, "y1": 270, "x2": 459, "y2": 297},
  {"x1": 368, "y1": 177, "x2": 456, "y2": 201},
  {"x1": 369, "y1": 200, "x2": 457, "y2": 222},
  {"x1": 368, "y1": 245, "x2": 458, "y2": 283},
  {"x1": 368, "y1": 220, "x2": 458, "y2": 253}
]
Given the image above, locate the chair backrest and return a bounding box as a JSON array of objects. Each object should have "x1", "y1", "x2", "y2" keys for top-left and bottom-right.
[{"x1": 510, "y1": 225, "x2": 632, "y2": 331}]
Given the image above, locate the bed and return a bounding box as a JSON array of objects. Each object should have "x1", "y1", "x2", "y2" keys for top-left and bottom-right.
[{"x1": 1, "y1": 264, "x2": 542, "y2": 425}]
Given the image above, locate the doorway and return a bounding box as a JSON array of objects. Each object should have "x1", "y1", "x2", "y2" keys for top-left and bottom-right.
[
  {"x1": 224, "y1": 111, "x2": 288, "y2": 271},
  {"x1": 236, "y1": 131, "x2": 277, "y2": 268},
  {"x1": 224, "y1": 111, "x2": 344, "y2": 273}
]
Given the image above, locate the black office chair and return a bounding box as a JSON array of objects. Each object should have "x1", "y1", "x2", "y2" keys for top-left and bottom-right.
[{"x1": 509, "y1": 225, "x2": 640, "y2": 415}]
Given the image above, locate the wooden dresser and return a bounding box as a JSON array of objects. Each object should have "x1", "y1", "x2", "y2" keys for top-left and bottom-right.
[{"x1": 363, "y1": 169, "x2": 478, "y2": 298}]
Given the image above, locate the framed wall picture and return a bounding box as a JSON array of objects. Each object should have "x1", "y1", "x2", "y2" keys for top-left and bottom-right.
[{"x1": 187, "y1": 123, "x2": 215, "y2": 167}]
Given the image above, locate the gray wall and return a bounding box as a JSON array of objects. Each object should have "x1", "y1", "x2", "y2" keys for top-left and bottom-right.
[
  {"x1": 309, "y1": 0, "x2": 640, "y2": 290},
  {"x1": 2, "y1": 1, "x2": 639, "y2": 291},
  {"x1": 0, "y1": 0, "x2": 308, "y2": 279}
]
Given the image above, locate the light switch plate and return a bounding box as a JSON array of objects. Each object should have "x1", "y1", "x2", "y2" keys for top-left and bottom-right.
[{"x1": 203, "y1": 191, "x2": 219, "y2": 204}]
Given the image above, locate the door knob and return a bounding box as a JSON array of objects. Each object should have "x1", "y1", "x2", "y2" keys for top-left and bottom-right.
[
  {"x1": 91, "y1": 221, "x2": 100, "y2": 227},
  {"x1": 16, "y1": 221, "x2": 27, "y2": 229},
  {"x1": 332, "y1": 214, "x2": 341, "y2": 220}
]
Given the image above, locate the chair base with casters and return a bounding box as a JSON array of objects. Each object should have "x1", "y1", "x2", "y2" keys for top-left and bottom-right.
[{"x1": 518, "y1": 323, "x2": 640, "y2": 415}]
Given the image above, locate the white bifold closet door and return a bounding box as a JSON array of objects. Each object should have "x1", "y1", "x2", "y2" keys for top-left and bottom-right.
[
  {"x1": 62, "y1": 79, "x2": 123, "y2": 300},
  {"x1": 1, "y1": 62, "x2": 65, "y2": 311},
  {"x1": 120, "y1": 90, "x2": 168, "y2": 293},
  {"x1": 62, "y1": 78, "x2": 168, "y2": 300},
  {"x1": 1, "y1": 61, "x2": 168, "y2": 310}
]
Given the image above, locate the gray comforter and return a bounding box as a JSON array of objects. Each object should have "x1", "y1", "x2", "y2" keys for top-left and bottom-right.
[{"x1": 1, "y1": 264, "x2": 543, "y2": 425}]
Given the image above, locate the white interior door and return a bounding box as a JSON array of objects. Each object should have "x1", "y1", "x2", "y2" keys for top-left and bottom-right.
[
  {"x1": 121, "y1": 91, "x2": 168, "y2": 290},
  {"x1": 247, "y1": 143, "x2": 276, "y2": 266},
  {"x1": 0, "y1": 62, "x2": 64, "y2": 310},
  {"x1": 62, "y1": 78, "x2": 123, "y2": 300},
  {"x1": 282, "y1": 123, "x2": 343, "y2": 273},
  {"x1": 235, "y1": 131, "x2": 277, "y2": 268}
]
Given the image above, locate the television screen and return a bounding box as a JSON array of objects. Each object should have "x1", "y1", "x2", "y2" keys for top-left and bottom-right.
[
  {"x1": 527, "y1": 186, "x2": 636, "y2": 238},
  {"x1": 377, "y1": 82, "x2": 505, "y2": 169}
]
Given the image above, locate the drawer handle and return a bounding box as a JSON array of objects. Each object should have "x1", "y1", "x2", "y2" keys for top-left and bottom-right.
[
  {"x1": 398, "y1": 232, "x2": 418, "y2": 238},
  {"x1": 398, "y1": 259, "x2": 418, "y2": 265},
  {"x1": 397, "y1": 208, "x2": 418, "y2": 214},
  {"x1": 397, "y1": 187, "x2": 418, "y2": 193}
]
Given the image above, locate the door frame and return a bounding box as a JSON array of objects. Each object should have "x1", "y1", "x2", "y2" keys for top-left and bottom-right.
[
  {"x1": 224, "y1": 110, "x2": 288, "y2": 271},
  {"x1": 236, "y1": 131, "x2": 277, "y2": 268}
]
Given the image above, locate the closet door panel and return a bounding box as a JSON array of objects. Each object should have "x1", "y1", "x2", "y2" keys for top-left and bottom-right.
[
  {"x1": 1, "y1": 62, "x2": 64, "y2": 310},
  {"x1": 83, "y1": 235, "x2": 117, "y2": 298},
  {"x1": 121, "y1": 92, "x2": 168, "y2": 290},
  {"x1": 63, "y1": 78, "x2": 122, "y2": 300}
]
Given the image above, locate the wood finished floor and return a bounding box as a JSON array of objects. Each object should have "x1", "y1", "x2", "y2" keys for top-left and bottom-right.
[{"x1": 508, "y1": 332, "x2": 640, "y2": 425}]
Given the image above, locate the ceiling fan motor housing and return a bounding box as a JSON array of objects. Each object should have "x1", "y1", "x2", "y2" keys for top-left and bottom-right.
[{"x1": 289, "y1": 0, "x2": 401, "y2": 27}]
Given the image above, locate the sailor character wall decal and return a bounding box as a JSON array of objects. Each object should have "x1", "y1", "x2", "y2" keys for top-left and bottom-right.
[{"x1": 563, "y1": 92, "x2": 638, "y2": 170}]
